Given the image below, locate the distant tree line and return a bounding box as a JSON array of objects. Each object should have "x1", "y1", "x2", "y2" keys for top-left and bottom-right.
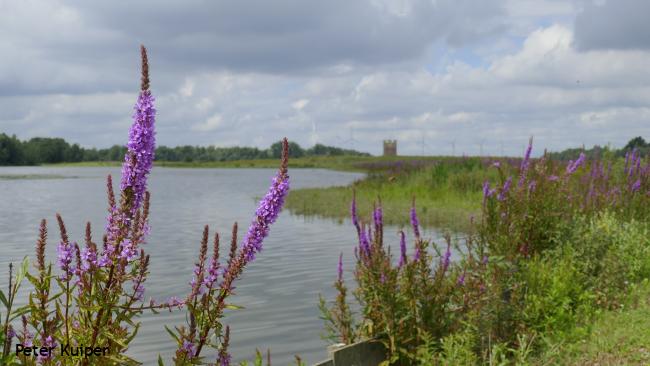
[
  {"x1": 0, "y1": 133, "x2": 369, "y2": 166},
  {"x1": 548, "y1": 136, "x2": 649, "y2": 161}
]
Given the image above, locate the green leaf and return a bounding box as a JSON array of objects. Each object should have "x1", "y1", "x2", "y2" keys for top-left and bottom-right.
[
  {"x1": 0, "y1": 290, "x2": 8, "y2": 308},
  {"x1": 9, "y1": 305, "x2": 30, "y2": 322},
  {"x1": 158, "y1": 355, "x2": 165, "y2": 366},
  {"x1": 164, "y1": 325, "x2": 180, "y2": 343},
  {"x1": 225, "y1": 303, "x2": 244, "y2": 310}
]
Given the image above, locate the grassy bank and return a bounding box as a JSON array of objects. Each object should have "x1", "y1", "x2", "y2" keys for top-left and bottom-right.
[
  {"x1": 537, "y1": 280, "x2": 650, "y2": 365},
  {"x1": 286, "y1": 157, "x2": 501, "y2": 232}
]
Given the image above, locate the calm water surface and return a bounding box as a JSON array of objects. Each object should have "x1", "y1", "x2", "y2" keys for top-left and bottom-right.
[{"x1": 0, "y1": 167, "x2": 439, "y2": 364}]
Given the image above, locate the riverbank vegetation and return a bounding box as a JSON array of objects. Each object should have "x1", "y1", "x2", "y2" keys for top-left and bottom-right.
[
  {"x1": 285, "y1": 137, "x2": 645, "y2": 232},
  {"x1": 286, "y1": 157, "x2": 497, "y2": 232},
  {"x1": 319, "y1": 142, "x2": 650, "y2": 365}
]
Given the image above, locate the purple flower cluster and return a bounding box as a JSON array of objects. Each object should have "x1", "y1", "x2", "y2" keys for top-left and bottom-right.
[
  {"x1": 241, "y1": 171, "x2": 290, "y2": 262},
  {"x1": 566, "y1": 152, "x2": 586, "y2": 174},
  {"x1": 80, "y1": 246, "x2": 97, "y2": 273},
  {"x1": 37, "y1": 335, "x2": 56, "y2": 363},
  {"x1": 120, "y1": 90, "x2": 156, "y2": 213},
  {"x1": 359, "y1": 229, "x2": 371, "y2": 257},
  {"x1": 181, "y1": 340, "x2": 196, "y2": 357},
  {"x1": 337, "y1": 253, "x2": 343, "y2": 282},
  {"x1": 57, "y1": 241, "x2": 76, "y2": 281},
  {"x1": 410, "y1": 205, "x2": 420, "y2": 238},
  {"x1": 518, "y1": 138, "x2": 533, "y2": 187},
  {"x1": 203, "y1": 257, "x2": 220, "y2": 288},
  {"x1": 373, "y1": 206, "x2": 383, "y2": 228},
  {"x1": 351, "y1": 196, "x2": 359, "y2": 230},
  {"x1": 217, "y1": 352, "x2": 231, "y2": 366},
  {"x1": 497, "y1": 177, "x2": 512, "y2": 201},
  {"x1": 483, "y1": 180, "x2": 496, "y2": 205}
]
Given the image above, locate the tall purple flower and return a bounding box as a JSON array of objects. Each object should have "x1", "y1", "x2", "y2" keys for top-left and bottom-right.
[
  {"x1": 483, "y1": 180, "x2": 490, "y2": 199},
  {"x1": 482, "y1": 180, "x2": 496, "y2": 205},
  {"x1": 121, "y1": 46, "x2": 156, "y2": 213},
  {"x1": 351, "y1": 192, "x2": 360, "y2": 233},
  {"x1": 566, "y1": 152, "x2": 586, "y2": 175},
  {"x1": 518, "y1": 137, "x2": 533, "y2": 187},
  {"x1": 241, "y1": 139, "x2": 290, "y2": 262},
  {"x1": 410, "y1": 199, "x2": 420, "y2": 239},
  {"x1": 398, "y1": 231, "x2": 407, "y2": 268},
  {"x1": 57, "y1": 241, "x2": 76, "y2": 281},
  {"x1": 497, "y1": 177, "x2": 512, "y2": 201},
  {"x1": 373, "y1": 206, "x2": 383, "y2": 229},
  {"x1": 359, "y1": 228, "x2": 371, "y2": 257},
  {"x1": 203, "y1": 257, "x2": 219, "y2": 288},
  {"x1": 80, "y1": 245, "x2": 97, "y2": 273}
]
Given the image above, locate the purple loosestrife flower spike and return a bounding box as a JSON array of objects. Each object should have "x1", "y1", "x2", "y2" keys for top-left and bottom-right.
[
  {"x1": 441, "y1": 243, "x2": 451, "y2": 273},
  {"x1": 483, "y1": 180, "x2": 490, "y2": 199},
  {"x1": 398, "y1": 230, "x2": 407, "y2": 267},
  {"x1": 80, "y1": 246, "x2": 97, "y2": 273},
  {"x1": 410, "y1": 198, "x2": 420, "y2": 239},
  {"x1": 498, "y1": 177, "x2": 512, "y2": 201},
  {"x1": 566, "y1": 152, "x2": 586, "y2": 174},
  {"x1": 373, "y1": 206, "x2": 383, "y2": 229},
  {"x1": 359, "y1": 227, "x2": 371, "y2": 257},
  {"x1": 632, "y1": 179, "x2": 641, "y2": 193},
  {"x1": 57, "y1": 241, "x2": 76, "y2": 281},
  {"x1": 337, "y1": 252, "x2": 343, "y2": 282},
  {"x1": 482, "y1": 180, "x2": 496, "y2": 205},
  {"x1": 121, "y1": 45, "x2": 156, "y2": 213},
  {"x1": 351, "y1": 191, "x2": 360, "y2": 234},
  {"x1": 518, "y1": 137, "x2": 533, "y2": 187},
  {"x1": 241, "y1": 138, "x2": 290, "y2": 262}
]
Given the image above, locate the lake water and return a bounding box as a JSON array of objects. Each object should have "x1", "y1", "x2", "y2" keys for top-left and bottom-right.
[{"x1": 0, "y1": 167, "x2": 438, "y2": 365}]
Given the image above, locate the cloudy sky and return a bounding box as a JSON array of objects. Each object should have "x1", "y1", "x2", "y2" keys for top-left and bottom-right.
[{"x1": 1, "y1": 0, "x2": 649, "y2": 156}]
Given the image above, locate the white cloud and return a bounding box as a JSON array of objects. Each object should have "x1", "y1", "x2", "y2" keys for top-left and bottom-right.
[{"x1": 192, "y1": 114, "x2": 223, "y2": 132}]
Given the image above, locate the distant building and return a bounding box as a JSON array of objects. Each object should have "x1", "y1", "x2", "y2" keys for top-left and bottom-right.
[{"x1": 383, "y1": 140, "x2": 397, "y2": 156}]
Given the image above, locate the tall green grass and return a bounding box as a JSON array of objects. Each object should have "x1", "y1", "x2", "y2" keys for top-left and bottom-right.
[{"x1": 286, "y1": 157, "x2": 501, "y2": 232}]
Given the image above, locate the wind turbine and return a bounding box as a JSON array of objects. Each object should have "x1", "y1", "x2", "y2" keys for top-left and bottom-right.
[{"x1": 340, "y1": 126, "x2": 359, "y2": 150}]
